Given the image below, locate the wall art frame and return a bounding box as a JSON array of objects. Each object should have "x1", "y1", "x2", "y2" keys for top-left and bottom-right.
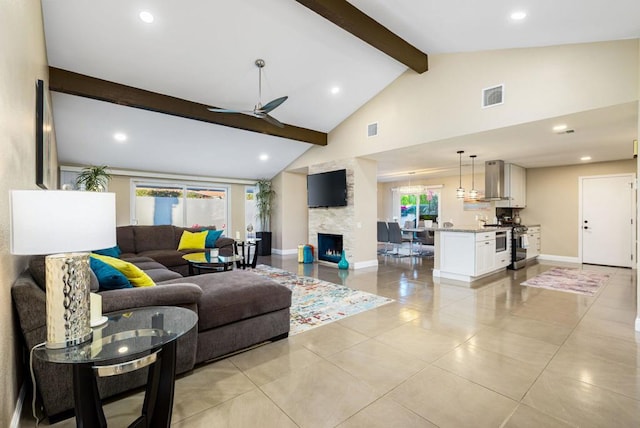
[{"x1": 35, "y1": 79, "x2": 56, "y2": 189}]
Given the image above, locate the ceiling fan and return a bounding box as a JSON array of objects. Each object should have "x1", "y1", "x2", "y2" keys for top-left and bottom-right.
[{"x1": 208, "y1": 59, "x2": 288, "y2": 128}]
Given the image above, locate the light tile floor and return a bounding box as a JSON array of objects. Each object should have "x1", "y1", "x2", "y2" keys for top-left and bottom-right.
[{"x1": 22, "y1": 255, "x2": 640, "y2": 427}]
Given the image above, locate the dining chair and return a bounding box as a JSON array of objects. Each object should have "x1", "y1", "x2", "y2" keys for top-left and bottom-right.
[
  {"x1": 387, "y1": 222, "x2": 409, "y2": 257},
  {"x1": 377, "y1": 221, "x2": 390, "y2": 255}
]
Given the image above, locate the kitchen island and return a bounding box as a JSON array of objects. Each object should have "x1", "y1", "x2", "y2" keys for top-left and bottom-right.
[{"x1": 429, "y1": 226, "x2": 512, "y2": 282}]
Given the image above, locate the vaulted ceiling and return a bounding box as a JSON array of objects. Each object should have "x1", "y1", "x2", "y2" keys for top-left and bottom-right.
[{"x1": 42, "y1": 0, "x2": 640, "y2": 181}]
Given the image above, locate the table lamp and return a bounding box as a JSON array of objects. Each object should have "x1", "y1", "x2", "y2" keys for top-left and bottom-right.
[{"x1": 10, "y1": 190, "x2": 116, "y2": 349}]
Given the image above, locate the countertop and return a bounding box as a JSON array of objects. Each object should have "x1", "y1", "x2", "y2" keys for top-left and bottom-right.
[{"x1": 428, "y1": 225, "x2": 510, "y2": 233}]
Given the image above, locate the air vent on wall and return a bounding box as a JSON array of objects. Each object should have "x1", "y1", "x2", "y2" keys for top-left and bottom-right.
[
  {"x1": 367, "y1": 122, "x2": 378, "y2": 137},
  {"x1": 482, "y1": 84, "x2": 504, "y2": 108}
]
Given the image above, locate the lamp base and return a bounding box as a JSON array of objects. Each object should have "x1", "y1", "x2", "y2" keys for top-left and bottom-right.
[{"x1": 45, "y1": 253, "x2": 93, "y2": 349}]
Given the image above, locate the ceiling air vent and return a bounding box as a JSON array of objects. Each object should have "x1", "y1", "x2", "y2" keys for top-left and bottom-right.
[
  {"x1": 482, "y1": 84, "x2": 504, "y2": 108},
  {"x1": 367, "y1": 122, "x2": 378, "y2": 138}
]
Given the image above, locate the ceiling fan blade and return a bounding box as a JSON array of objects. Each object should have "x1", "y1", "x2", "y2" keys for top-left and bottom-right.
[
  {"x1": 260, "y1": 96, "x2": 288, "y2": 114},
  {"x1": 208, "y1": 107, "x2": 242, "y2": 113},
  {"x1": 261, "y1": 114, "x2": 285, "y2": 128},
  {"x1": 208, "y1": 107, "x2": 255, "y2": 114}
]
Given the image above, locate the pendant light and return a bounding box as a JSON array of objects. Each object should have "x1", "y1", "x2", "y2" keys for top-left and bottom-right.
[
  {"x1": 469, "y1": 155, "x2": 478, "y2": 200},
  {"x1": 456, "y1": 150, "x2": 465, "y2": 199}
]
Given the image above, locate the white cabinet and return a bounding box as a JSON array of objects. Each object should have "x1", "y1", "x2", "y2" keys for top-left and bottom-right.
[
  {"x1": 495, "y1": 230, "x2": 512, "y2": 268},
  {"x1": 475, "y1": 235, "x2": 496, "y2": 275},
  {"x1": 496, "y1": 164, "x2": 526, "y2": 208},
  {"x1": 526, "y1": 226, "x2": 541, "y2": 260},
  {"x1": 439, "y1": 231, "x2": 500, "y2": 279},
  {"x1": 440, "y1": 232, "x2": 475, "y2": 276}
]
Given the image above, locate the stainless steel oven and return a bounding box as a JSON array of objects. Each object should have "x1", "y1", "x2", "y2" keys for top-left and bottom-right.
[
  {"x1": 495, "y1": 230, "x2": 508, "y2": 253},
  {"x1": 509, "y1": 226, "x2": 528, "y2": 270}
]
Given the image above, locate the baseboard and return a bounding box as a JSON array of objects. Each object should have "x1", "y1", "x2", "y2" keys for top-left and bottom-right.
[
  {"x1": 537, "y1": 254, "x2": 580, "y2": 264},
  {"x1": 271, "y1": 248, "x2": 298, "y2": 255},
  {"x1": 10, "y1": 382, "x2": 26, "y2": 428},
  {"x1": 352, "y1": 259, "x2": 378, "y2": 269}
]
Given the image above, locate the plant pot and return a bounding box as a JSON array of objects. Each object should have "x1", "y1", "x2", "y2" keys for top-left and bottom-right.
[{"x1": 256, "y1": 231, "x2": 272, "y2": 256}]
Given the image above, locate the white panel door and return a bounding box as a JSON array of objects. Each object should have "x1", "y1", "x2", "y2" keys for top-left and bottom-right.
[{"x1": 581, "y1": 175, "x2": 634, "y2": 267}]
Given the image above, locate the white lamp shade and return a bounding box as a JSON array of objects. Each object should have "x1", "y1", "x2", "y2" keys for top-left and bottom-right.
[{"x1": 10, "y1": 190, "x2": 116, "y2": 255}]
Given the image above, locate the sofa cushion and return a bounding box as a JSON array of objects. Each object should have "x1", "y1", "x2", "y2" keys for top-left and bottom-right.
[
  {"x1": 91, "y1": 254, "x2": 155, "y2": 287},
  {"x1": 177, "y1": 230, "x2": 207, "y2": 250},
  {"x1": 134, "y1": 225, "x2": 175, "y2": 253},
  {"x1": 205, "y1": 230, "x2": 224, "y2": 248},
  {"x1": 90, "y1": 257, "x2": 132, "y2": 291},
  {"x1": 137, "y1": 250, "x2": 188, "y2": 269},
  {"x1": 116, "y1": 226, "x2": 136, "y2": 254},
  {"x1": 174, "y1": 226, "x2": 217, "y2": 247},
  {"x1": 161, "y1": 271, "x2": 292, "y2": 331},
  {"x1": 93, "y1": 245, "x2": 122, "y2": 258}
]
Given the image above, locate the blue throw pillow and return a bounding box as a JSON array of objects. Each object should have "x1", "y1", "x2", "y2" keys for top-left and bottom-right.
[
  {"x1": 90, "y1": 257, "x2": 132, "y2": 291},
  {"x1": 93, "y1": 245, "x2": 122, "y2": 258},
  {"x1": 205, "y1": 230, "x2": 224, "y2": 248}
]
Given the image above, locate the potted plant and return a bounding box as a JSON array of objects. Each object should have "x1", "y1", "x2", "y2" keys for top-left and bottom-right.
[
  {"x1": 75, "y1": 165, "x2": 111, "y2": 191},
  {"x1": 255, "y1": 179, "x2": 276, "y2": 256}
]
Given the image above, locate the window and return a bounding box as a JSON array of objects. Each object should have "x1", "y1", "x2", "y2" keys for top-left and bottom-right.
[
  {"x1": 396, "y1": 188, "x2": 441, "y2": 227},
  {"x1": 132, "y1": 181, "x2": 228, "y2": 230}
]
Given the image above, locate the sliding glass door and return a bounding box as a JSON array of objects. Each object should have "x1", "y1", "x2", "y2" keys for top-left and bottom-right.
[{"x1": 132, "y1": 181, "x2": 228, "y2": 230}]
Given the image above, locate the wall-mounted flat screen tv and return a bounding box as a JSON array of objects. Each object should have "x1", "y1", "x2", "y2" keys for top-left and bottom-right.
[{"x1": 307, "y1": 169, "x2": 347, "y2": 208}]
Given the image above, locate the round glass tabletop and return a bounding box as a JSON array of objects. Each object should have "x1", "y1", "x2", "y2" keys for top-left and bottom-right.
[{"x1": 34, "y1": 306, "x2": 198, "y2": 365}]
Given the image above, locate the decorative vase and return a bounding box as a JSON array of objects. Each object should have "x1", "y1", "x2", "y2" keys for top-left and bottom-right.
[{"x1": 338, "y1": 250, "x2": 349, "y2": 270}]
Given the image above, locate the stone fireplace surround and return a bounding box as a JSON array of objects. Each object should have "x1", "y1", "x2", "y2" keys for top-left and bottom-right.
[{"x1": 307, "y1": 160, "x2": 355, "y2": 267}]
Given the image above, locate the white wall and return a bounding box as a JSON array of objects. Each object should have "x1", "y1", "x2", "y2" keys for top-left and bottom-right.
[{"x1": 289, "y1": 40, "x2": 638, "y2": 170}]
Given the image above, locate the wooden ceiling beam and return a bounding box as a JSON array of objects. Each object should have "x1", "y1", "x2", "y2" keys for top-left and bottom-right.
[
  {"x1": 48, "y1": 67, "x2": 327, "y2": 146},
  {"x1": 295, "y1": 0, "x2": 428, "y2": 73}
]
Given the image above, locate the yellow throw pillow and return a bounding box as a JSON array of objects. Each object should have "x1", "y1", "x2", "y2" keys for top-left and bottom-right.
[
  {"x1": 91, "y1": 254, "x2": 155, "y2": 287},
  {"x1": 178, "y1": 230, "x2": 208, "y2": 251}
]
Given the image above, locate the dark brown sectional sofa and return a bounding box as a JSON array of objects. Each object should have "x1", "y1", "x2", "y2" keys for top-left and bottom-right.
[
  {"x1": 12, "y1": 225, "x2": 292, "y2": 422},
  {"x1": 116, "y1": 225, "x2": 236, "y2": 276}
]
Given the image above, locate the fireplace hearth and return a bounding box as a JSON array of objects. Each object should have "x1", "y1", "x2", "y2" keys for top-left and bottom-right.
[{"x1": 318, "y1": 233, "x2": 343, "y2": 263}]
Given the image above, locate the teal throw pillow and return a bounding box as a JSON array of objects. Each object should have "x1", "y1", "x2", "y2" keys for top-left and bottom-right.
[
  {"x1": 93, "y1": 245, "x2": 122, "y2": 258},
  {"x1": 90, "y1": 257, "x2": 132, "y2": 291},
  {"x1": 205, "y1": 229, "x2": 224, "y2": 248}
]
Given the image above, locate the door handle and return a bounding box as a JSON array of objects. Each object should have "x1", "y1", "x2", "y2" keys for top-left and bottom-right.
[{"x1": 583, "y1": 226, "x2": 589, "y2": 229}]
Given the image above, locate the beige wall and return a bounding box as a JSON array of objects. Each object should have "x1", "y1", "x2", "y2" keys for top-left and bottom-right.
[
  {"x1": 289, "y1": 40, "x2": 638, "y2": 170},
  {"x1": 271, "y1": 171, "x2": 308, "y2": 252},
  {"x1": 352, "y1": 157, "x2": 379, "y2": 265},
  {"x1": 522, "y1": 159, "x2": 636, "y2": 257},
  {"x1": 0, "y1": 0, "x2": 50, "y2": 424}
]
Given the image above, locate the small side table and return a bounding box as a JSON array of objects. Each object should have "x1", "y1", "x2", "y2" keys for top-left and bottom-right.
[
  {"x1": 34, "y1": 306, "x2": 198, "y2": 428},
  {"x1": 182, "y1": 251, "x2": 242, "y2": 275},
  {"x1": 234, "y1": 238, "x2": 261, "y2": 269}
]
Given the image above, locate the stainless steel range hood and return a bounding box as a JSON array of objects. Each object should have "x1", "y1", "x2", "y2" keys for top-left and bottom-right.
[{"x1": 484, "y1": 160, "x2": 506, "y2": 200}]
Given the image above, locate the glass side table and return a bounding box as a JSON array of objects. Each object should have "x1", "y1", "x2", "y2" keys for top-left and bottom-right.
[
  {"x1": 234, "y1": 238, "x2": 262, "y2": 269},
  {"x1": 34, "y1": 306, "x2": 198, "y2": 428},
  {"x1": 182, "y1": 251, "x2": 243, "y2": 275}
]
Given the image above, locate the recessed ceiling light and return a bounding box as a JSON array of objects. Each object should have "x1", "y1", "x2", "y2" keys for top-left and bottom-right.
[
  {"x1": 331, "y1": 87, "x2": 340, "y2": 95},
  {"x1": 113, "y1": 132, "x2": 127, "y2": 142},
  {"x1": 139, "y1": 11, "x2": 154, "y2": 23},
  {"x1": 580, "y1": 156, "x2": 592, "y2": 161},
  {"x1": 553, "y1": 124, "x2": 567, "y2": 132},
  {"x1": 259, "y1": 154, "x2": 269, "y2": 161},
  {"x1": 510, "y1": 11, "x2": 527, "y2": 20}
]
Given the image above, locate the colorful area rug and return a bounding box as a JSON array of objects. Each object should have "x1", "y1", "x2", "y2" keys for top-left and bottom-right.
[
  {"x1": 250, "y1": 265, "x2": 394, "y2": 335},
  {"x1": 520, "y1": 267, "x2": 610, "y2": 296}
]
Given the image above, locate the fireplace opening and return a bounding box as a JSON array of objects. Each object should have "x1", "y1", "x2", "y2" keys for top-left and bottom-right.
[{"x1": 318, "y1": 233, "x2": 343, "y2": 263}]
